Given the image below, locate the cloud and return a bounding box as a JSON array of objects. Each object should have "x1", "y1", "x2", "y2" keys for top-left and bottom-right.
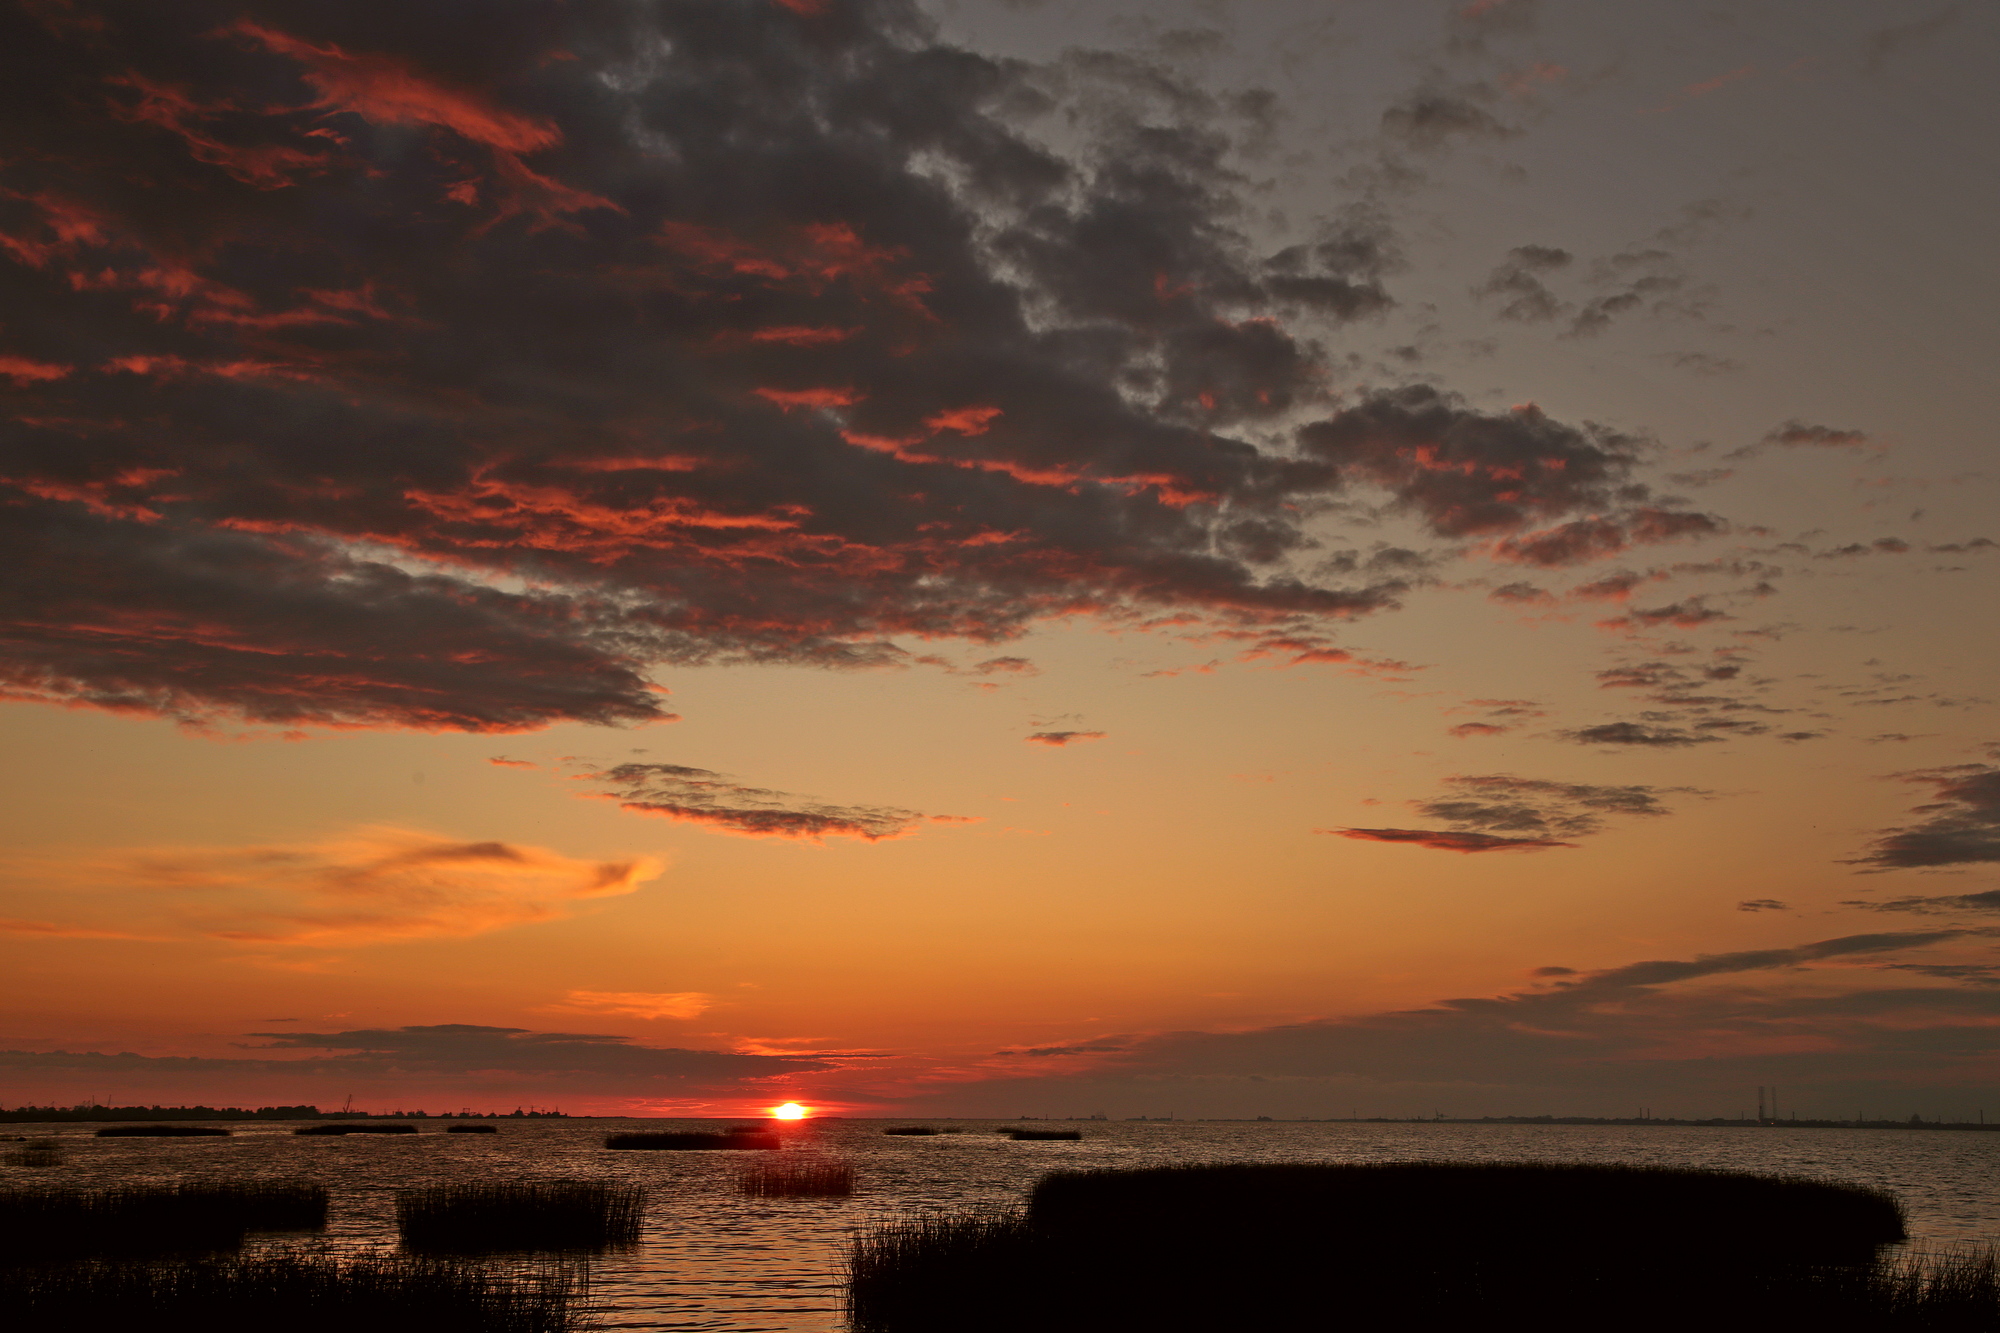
[
  {"x1": 1328, "y1": 774, "x2": 1698, "y2": 852},
  {"x1": 1737, "y1": 899, "x2": 1789, "y2": 912},
  {"x1": 575, "y1": 761, "x2": 931, "y2": 842},
  {"x1": 1559, "y1": 722, "x2": 1723, "y2": 748},
  {"x1": 1853, "y1": 763, "x2": 2000, "y2": 869},
  {"x1": 1762, "y1": 420, "x2": 1871, "y2": 448},
  {"x1": 1474, "y1": 245, "x2": 1571, "y2": 323},
  {"x1": 1325, "y1": 827, "x2": 1576, "y2": 853},
  {"x1": 547, "y1": 990, "x2": 714, "y2": 1020},
  {"x1": 0, "y1": 827, "x2": 659, "y2": 945},
  {"x1": 1845, "y1": 890, "x2": 2000, "y2": 916},
  {"x1": 0, "y1": 1023, "x2": 832, "y2": 1110},
  {"x1": 1026, "y1": 730, "x2": 1107, "y2": 746},
  {"x1": 1380, "y1": 89, "x2": 1517, "y2": 150},
  {"x1": 925, "y1": 928, "x2": 2000, "y2": 1114},
  {"x1": 0, "y1": 2, "x2": 1721, "y2": 733}
]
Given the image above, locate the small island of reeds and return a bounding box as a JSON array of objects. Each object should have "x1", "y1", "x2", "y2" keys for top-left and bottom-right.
[
  {"x1": 94, "y1": 1124, "x2": 230, "y2": 1137},
  {"x1": 740, "y1": 1159, "x2": 855, "y2": 1197},
  {"x1": 0, "y1": 1182, "x2": 326, "y2": 1260},
  {"x1": 847, "y1": 1161, "x2": 1988, "y2": 1333},
  {"x1": 295, "y1": 1122, "x2": 420, "y2": 1136},
  {"x1": 1000, "y1": 1128, "x2": 1082, "y2": 1141},
  {"x1": 398, "y1": 1182, "x2": 643, "y2": 1255}
]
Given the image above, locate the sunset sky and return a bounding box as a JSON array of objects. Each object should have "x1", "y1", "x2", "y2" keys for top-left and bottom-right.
[{"x1": 2, "y1": 0, "x2": 1995, "y2": 1121}]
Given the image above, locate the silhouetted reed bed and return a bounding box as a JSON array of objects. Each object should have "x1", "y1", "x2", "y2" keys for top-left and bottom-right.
[
  {"x1": 95, "y1": 1123, "x2": 230, "y2": 1137},
  {"x1": 0, "y1": 1182, "x2": 326, "y2": 1259},
  {"x1": 397, "y1": 1182, "x2": 643, "y2": 1255},
  {"x1": 604, "y1": 1128, "x2": 780, "y2": 1150},
  {"x1": 446, "y1": 1123, "x2": 499, "y2": 1133},
  {"x1": 882, "y1": 1126, "x2": 940, "y2": 1136},
  {"x1": 848, "y1": 1162, "x2": 1943, "y2": 1333},
  {"x1": 740, "y1": 1158, "x2": 855, "y2": 1197},
  {"x1": 1001, "y1": 1128, "x2": 1082, "y2": 1141},
  {"x1": 0, "y1": 1253, "x2": 587, "y2": 1332},
  {"x1": 294, "y1": 1122, "x2": 419, "y2": 1135}
]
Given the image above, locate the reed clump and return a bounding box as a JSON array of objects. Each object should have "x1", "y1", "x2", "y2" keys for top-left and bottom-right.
[
  {"x1": 0, "y1": 1182, "x2": 326, "y2": 1259},
  {"x1": 396, "y1": 1181, "x2": 643, "y2": 1255},
  {"x1": 848, "y1": 1162, "x2": 1936, "y2": 1333},
  {"x1": 604, "y1": 1127, "x2": 780, "y2": 1150},
  {"x1": 1001, "y1": 1128, "x2": 1082, "y2": 1141},
  {"x1": 740, "y1": 1159, "x2": 855, "y2": 1197},
  {"x1": 294, "y1": 1122, "x2": 420, "y2": 1135},
  {"x1": 446, "y1": 1123, "x2": 499, "y2": 1133},
  {"x1": 0, "y1": 1253, "x2": 587, "y2": 1332},
  {"x1": 95, "y1": 1124, "x2": 230, "y2": 1137},
  {"x1": 882, "y1": 1127, "x2": 940, "y2": 1136}
]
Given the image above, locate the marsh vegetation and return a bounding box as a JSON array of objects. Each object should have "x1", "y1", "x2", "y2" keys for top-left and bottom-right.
[
  {"x1": 739, "y1": 1158, "x2": 855, "y2": 1197},
  {"x1": 0, "y1": 1182, "x2": 326, "y2": 1259},
  {"x1": 604, "y1": 1128, "x2": 780, "y2": 1150},
  {"x1": 397, "y1": 1182, "x2": 644, "y2": 1255},
  {"x1": 846, "y1": 1161, "x2": 1980, "y2": 1333}
]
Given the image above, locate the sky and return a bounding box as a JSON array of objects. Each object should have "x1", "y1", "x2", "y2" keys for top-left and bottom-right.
[{"x1": 0, "y1": 0, "x2": 1995, "y2": 1121}]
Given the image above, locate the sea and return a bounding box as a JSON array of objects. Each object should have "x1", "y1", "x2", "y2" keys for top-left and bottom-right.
[{"x1": 9, "y1": 1117, "x2": 2000, "y2": 1330}]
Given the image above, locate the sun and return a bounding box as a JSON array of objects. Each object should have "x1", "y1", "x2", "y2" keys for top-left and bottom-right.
[{"x1": 771, "y1": 1102, "x2": 809, "y2": 1120}]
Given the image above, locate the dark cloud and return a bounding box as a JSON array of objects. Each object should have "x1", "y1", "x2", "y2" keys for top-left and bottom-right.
[
  {"x1": 1853, "y1": 764, "x2": 2000, "y2": 869},
  {"x1": 1325, "y1": 827, "x2": 1575, "y2": 853},
  {"x1": 1559, "y1": 722, "x2": 1722, "y2": 748},
  {"x1": 1380, "y1": 88, "x2": 1517, "y2": 150},
  {"x1": 0, "y1": 0, "x2": 1710, "y2": 733},
  {"x1": 1737, "y1": 899, "x2": 1789, "y2": 912},
  {"x1": 932, "y1": 929, "x2": 2000, "y2": 1114},
  {"x1": 576, "y1": 760, "x2": 934, "y2": 842},
  {"x1": 0, "y1": 1024, "x2": 832, "y2": 1107},
  {"x1": 1493, "y1": 511, "x2": 1725, "y2": 568},
  {"x1": 1846, "y1": 889, "x2": 2000, "y2": 916},
  {"x1": 1026, "y1": 730, "x2": 1107, "y2": 746},
  {"x1": 1567, "y1": 248, "x2": 1686, "y2": 338},
  {"x1": 1331, "y1": 773, "x2": 1697, "y2": 852},
  {"x1": 1862, "y1": 7, "x2": 1958, "y2": 73},
  {"x1": 1474, "y1": 244, "x2": 1570, "y2": 323},
  {"x1": 1762, "y1": 420, "x2": 1871, "y2": 448}
]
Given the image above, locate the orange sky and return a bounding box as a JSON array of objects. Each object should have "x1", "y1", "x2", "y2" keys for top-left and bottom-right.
[{"x1": 1, "y1": 0, "x2": 1996, "y2": 1120}]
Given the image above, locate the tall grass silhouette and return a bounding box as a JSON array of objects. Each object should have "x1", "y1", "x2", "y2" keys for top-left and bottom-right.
[
  {"x1": 847, "y1": 1162, "x2": 1952, "y2": 1333},
  {"x1": 95, "y1": 1124, "x2": 229, "y2": 1137},
  {"x1": 0, "y1": 1253, "x2": 586, "y2": 1332},
  {"x1": 1001, "y1": 1128, "x2": 1081, "y2": 1141},
  {"x1": 446, "y1": 1124, "x2": 499, "y2": 1134},
  {"x1": 882, "y1": 1127, "x2": 940, "y2": 1136},
  {"x1": 740, "y1": 1159, "x2": 854, "y2": 1197},
  {"x1": 397, "y1": 1182, "x2": 644, "y2": 1254},
  {"x1": 0, "y1": 1182, "x2": 326, "y2": 1258}
]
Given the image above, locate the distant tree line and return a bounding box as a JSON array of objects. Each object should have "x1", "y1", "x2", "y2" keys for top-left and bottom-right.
[{"x1": 0, "y1": 1105, "x2": 570, "y2": 1123}]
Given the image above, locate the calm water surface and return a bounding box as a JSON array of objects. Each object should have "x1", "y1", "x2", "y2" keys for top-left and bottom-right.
[{"x1": 9, "y1": 1118, "x2": 2000, "y2": 1330}]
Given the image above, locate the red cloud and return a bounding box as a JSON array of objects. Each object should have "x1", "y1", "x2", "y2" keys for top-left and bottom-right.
[{"x1": 1323, "y1": 827, "x2": 1577, "y2": 853}]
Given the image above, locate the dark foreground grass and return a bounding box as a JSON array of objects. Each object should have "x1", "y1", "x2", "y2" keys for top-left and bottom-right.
[
  {"x1": 446, "y1": 1123, "x2": 499, "y2": 1133},
  {"x1": 95, "y1": 1124, "x2": 230, "y2": 1137},
  {"x1": 397, "y1": 1182, "x2": 644, "y2": 1255},
  {"x1": 740, "y1": 1159, "x2": 855, "y2": 1197},
  {"x1": 1002, "y1": 1128, "x2": 1082, "y2": 1141},
  {"x1": 605, "y1": 1128, "x2": 780, "y2": 1150},
  {"x1": 0, "y1": 1182, "x2": 326, "y2": 1259},
  {"x1": 0, "y1": 1253, "x2": 587, "y2": 1332},
  {"x1": 848, "y1": 1162, "x2": 1953, "y2": 1333},
  {"x1": 295, "y1": 1122, "x2": 420, "y2": 1135}
]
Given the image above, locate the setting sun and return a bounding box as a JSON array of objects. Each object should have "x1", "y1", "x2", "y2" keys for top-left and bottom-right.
[{"x1": 771, "y1": 1102, "x2": 809, "y2": 1121}]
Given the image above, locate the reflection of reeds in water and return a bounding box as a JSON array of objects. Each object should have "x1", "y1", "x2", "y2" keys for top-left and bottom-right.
[
  {"x1": 0, "y1": 1182, "x2": 326, "y2": 1259},
  {"x1": 4, "y1": 1138, "x2": 63, "y2": 1167},
  {"x1": 740, "y1": 1159, "x2": 855, "y2": 1197},
  {"x1": 95, "y1": 1124, "x2": 230, "y2": 1137},
  {"x1": 847, "y1": 1163, "x2": 1963, "y2": 1333},
  {"x1": 295, "y1": 1122, "x2": 420, "y2": 1135},
  {"x1": 446, "y1": 1124, "x2": 499, "y2": 1133},
  {"x1": 0, "y1": 1253, "x2": 586, "y2": 1333},
  {"x1": 397, "y1": 1182, "x2": 644, "y2": 1255},
  {"x1": 604, "y1": 1128, "x2": 780, "y2": 1150}
]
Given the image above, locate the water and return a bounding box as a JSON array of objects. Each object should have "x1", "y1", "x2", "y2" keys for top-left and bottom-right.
[{"x1": 8, "y1": 1117, "x2": 2000, "y2": 1330}]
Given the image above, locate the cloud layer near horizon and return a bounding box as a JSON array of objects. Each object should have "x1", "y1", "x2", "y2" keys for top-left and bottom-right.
[
  {"x1": 0, "y1": 827, "x2": 659, "y2": 944},
  {"x1": 0, "y1": 0, "x2": 1724, "y2": 733}
]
